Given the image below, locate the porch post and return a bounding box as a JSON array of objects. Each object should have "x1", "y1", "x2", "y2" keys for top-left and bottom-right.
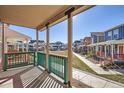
[
  {"x1": 22, "y1": 41, "x2": 25, "y2": 52},
  {"x1": 46, "y1": 23, "x2": 49, "y2": 71},
  {"x1": 36, "y1": 30, "x2": 39, "y2": 53},
  {"x1": 117, "y1": 45, "x2": 119, "y2": 54},
  {"x1": 111, "y1": 44, "x2": 114, "y2": 61},
  {"x1": 96, "y1": 45, "x2": 98, "y2": 55},
  {"x1": 4, "y1": 38, "x2": 7, "y2": 53},
  {"x1": 65, "y1": 7, "x2": 75, "y2": 87},
  {"x1": 1, "y1": 22, "x2": 5, "y2": 70},
  {"x1": 17, "y1": 43, "x2": 19, "y2": 52},
  {"x1": 36, "y1": 29, "x2": 39, "y2": 66},
  {"x1": 123, "y1": 44, "x2": 124, "y2": 54},
  {"x1": 104, "y1": 45, "x2": 107, "y2": 58},
  {"x1": 99, "y1": 45, "x2": 101, "y2": 56},
  {"x1": 26, "y1": 39, "x2": 29, "y2": 52}
]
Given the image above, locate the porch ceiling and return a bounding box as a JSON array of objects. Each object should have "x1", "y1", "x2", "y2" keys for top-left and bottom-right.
[{"x1": 0, "y1": 5, "x2": 95, "y2": 31}]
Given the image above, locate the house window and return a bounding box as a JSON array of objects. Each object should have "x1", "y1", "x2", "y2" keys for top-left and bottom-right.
[
  {"x1": 108, "y1": 31, "x2": 112, "y2": 40},
  {"x1": 113, "y1": 29, "x2": 119, "y2": 39}
]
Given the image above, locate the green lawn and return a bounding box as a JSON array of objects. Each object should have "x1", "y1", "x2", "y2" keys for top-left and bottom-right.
[
  {"x1": 50, "y1": 50, "x2": 124, "y2": 84},
  {"x1": 99, "y1": 74, "x2": 124, "y2": 84}
]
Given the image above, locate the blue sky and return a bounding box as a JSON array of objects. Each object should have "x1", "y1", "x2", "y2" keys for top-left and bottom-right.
[{"x1": 10, "y1": 5, "x2": 124, "y2": 43}]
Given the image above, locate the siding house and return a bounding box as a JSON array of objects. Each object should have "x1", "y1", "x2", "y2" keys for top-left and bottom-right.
[
  {"x1": 104, "y1": 24, "x2": 124, "y2": 41},
  {"x1": 91, "y1": 32, "x2": 104, "y2": 43},
  {"x1": 89, "y1": 24, "x2": 124, "y2": 66}
]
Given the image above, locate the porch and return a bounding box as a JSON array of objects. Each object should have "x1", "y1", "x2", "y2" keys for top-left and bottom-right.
[
  {"x1": 0, "y1": 52, "x2": 91, "y2": 88},
  {"x1": 0, "y1": 65, "x2": 67, "y2": 88},
  {"x1": 0, "y1": 5, "x2": 95, "y2": 88},
  {"x1": 88, "y1": 40, "x2": 124, "y2": 68}
]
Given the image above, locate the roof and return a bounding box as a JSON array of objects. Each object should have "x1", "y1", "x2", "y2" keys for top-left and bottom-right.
[
  {"x1": 88, "y1": 39, "x2": 124, "y2": 46},
  {"x1": 91, "y1": 32, "x2": 104, "y2": 37},
  {"x1": 0, "y1": 25, "x2": 31, "y2": 41},
  {"x1": 0, "y1": 5, "x2": 95, "y2": 31},
  {"x1": 104, "y1": 23, "x2": 124, "y2": 33}
]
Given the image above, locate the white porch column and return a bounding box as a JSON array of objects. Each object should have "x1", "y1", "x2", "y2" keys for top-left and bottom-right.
[
  {"x1": 46, "y1": 23, "x2": 49, "y2": 70},
  {"x1": 65, "y1": 7, "x2": 74, "y2": 87},
  {"x1": 17, "y1": 43, "x2": 19, "y2": 52},
  {"x1": 36, "y1": 29, "x2": 39, "y2": 66},
  {"x1": 117, "y1": 45, "x2": 119, "y2": 54},
  {"x1": 26, "y1": 40, "x2": 29, "y2": 52},
  {"x1": 4, "y1": 38, "x2": 7, "y2": 53},
  {"x1": 1, "y1": 22, "x2": 5, "y2": 70},
  {"x1": 36, "y1": 30, "x2": 39, "y2": 53},
  {"x1": 123, "y1": 44, "x2": 124, "y2": 54},
  {"x1": 111, "y1": 44, "x2": 114, "y2": 60},
  {"x1": 104, "y1": 45, "x2": 107, "y2": 58},
  {"x1": 22, "y1": 41, "x2": 25, "y2": 52},
  {"x1": 96, "y1": 45, "x2": 98, "y2": 55}
]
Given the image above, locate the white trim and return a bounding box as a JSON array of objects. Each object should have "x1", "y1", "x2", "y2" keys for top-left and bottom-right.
[
  {"x1": 111, "y1": 44, "x2": 114, "y2": 60},
  {"x1": 104, "y1": 45, "x2": 106, "y2": 58},
  {"x1": 123, "y1": 44, "x2": 124, "y2": 54}
]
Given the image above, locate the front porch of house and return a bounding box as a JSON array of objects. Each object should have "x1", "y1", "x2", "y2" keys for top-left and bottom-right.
[
  {"x1": 0, "y1": 51, "x2": 69, "y2": 87},
  {"x1": 0, "y1": 52, "x2": 90, "y2": 88},
  {"x1": 87, "y1": 40, "x2": 124, "y2": 68},
  {"x1": 0, "y1": 5, "x2": 95, "y2": 88}
]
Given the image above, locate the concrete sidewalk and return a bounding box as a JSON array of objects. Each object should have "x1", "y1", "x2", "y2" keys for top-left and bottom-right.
[
  {"x1": 73, "y1": 52, "x2": 122, "y2": 75},
  {"x1": 73, "y1": 68, "x2": 124, "y2": 88}
]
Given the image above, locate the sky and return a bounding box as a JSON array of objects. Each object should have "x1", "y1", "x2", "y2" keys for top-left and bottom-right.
[{"x1": 9, "y1": 5, "x2": 124, "y2": 43}]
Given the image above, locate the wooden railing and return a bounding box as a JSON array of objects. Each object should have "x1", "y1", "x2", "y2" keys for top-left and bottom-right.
[
  {"x1": 4, "y1": 52, "x2": 36, "y2": 71},
  {"x1": 37, "y1": 52, "x2": 46, "y2": 68},
  {"x1": 4, "y1": 51, "x2": 68, "y2": 84},
  {"x1": 37, "y1": 52, "x2": 68, "y2": 84},
  {"x1": 49, "y1": 54, "x2": 68, "y2": 84}
]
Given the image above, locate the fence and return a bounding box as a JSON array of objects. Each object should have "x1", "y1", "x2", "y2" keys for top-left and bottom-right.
[
  {"x1": 37, "y1": 52, "x2": 46, "y2": 68},
  {"x1": 4, "y1": 52, "x2": 35, "y2": 70},
  {"x1": 49, "y1": 54, "x2": 68, "y2": 83}
]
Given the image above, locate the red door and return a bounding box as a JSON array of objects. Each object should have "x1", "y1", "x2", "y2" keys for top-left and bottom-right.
[
  {"x1": 119, "y1": 46, "x2": 123, "y2": 54},
  {"x1": 119, "y1": 46, "x2": 124, "y2": 60}
]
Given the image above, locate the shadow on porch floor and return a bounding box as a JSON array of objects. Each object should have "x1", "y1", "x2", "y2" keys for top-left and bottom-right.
[
  {"x1": 0, "y1": 65, "x2": 91, "y2": 88},
  {"x1": 0, "y1": 65, "x2": 67, "y2": 88}
]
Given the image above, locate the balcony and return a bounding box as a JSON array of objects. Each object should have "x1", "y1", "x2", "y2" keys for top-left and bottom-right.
[
  {"x1": 0, "y1": 52, "x2": 68, "y2": 88},
  {"x1": 0, "y1": 5, "x2": 95, "y2": 88}
]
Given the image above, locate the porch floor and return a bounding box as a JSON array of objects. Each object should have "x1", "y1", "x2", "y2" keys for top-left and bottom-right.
[{"x1": 0, "y1": 65, "x2": 67, "y2": 88}]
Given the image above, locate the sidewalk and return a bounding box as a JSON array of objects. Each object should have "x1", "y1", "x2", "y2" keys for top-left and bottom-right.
[
  {"x1": 73, "y1": 68, "x2": 124, "y2": 88},
  {"x1": 73, "y1": 52, "x2": 122, "y2": 75}
]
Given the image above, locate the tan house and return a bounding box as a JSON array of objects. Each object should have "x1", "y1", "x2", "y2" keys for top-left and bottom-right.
[{"x1": 0, "y1": 24, "x2": 31, "y2": 53}]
